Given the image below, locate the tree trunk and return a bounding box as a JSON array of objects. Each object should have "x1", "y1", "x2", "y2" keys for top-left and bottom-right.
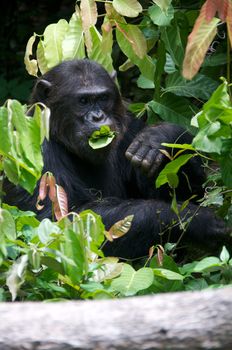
[{"x1": 0, "y1": 287, "x2": 232, "y2": 350}]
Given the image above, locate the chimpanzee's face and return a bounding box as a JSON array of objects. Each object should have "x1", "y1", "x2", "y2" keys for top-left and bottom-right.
[{"x1": 31, "y1": 60, "x2": 126, "y2": 162}]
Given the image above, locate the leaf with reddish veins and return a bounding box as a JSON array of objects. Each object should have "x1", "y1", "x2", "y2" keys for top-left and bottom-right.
[
  {"x1": 107, "y1": 215, "x2": 134, "y2": 241},
  {"x1": 227, "y1": 1, "x2": 232, "y2": 47},
  {"x1": 157, "y1": 245, "x2": 164, "y2": 266},
  {"x1": 47, "y1": 173, "x2": 57, "y2": 202},
  {"x1": 216, "y1": 0, "x2": 229, "y2": 21},
  {"x1": 38, "y1": 173, "x2": 49, "y2": 201},
  {"x1": 201, "y1": 0, "x2": 229, "y2": 23},
  {"x1": 182, "y1": 16, "x2": 220, "y2": 80},
  {"x1": 54, "y1": 184, "x2": 69, "y2": 221}
]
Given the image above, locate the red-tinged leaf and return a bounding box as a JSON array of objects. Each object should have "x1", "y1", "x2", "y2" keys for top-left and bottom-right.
[
  {"x1": 215, "y1": 0, "x2": 229, "y2": 21},
  {"x1": 54, "y1": 184, "x2": 69, "y2": 220},
  {"x1": 38, "y1": 173, "x2": 49, "y2": 201},
  {"x1": 157, "y1": 245, "x2": 164, "y2": 266},
  {"x1": 227, "y1": 1, "x2": 232, "y2": 47},
  {"x1": 148, "y1": 245, "x2": 155, "y2": 259},
  {"x1": 108, "y1": 215, "x2": 134, "y2": 240},
  {"x1": 182, "y1": 16, "x2": 220, "y2": 80},
  {"x1": 203, "y1": 0, "x2": 229, "y2": 23},
  {"x1": 47, "y1": 173, "x2": 57, "y2": 202},
  {"x1": 80, "y1": 0, "x2": 98, "y2": 31}
]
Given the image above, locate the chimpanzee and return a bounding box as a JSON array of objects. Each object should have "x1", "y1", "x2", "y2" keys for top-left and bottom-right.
[{"x1": 4, "y1": 59, "x2": 230, "y2": 259}]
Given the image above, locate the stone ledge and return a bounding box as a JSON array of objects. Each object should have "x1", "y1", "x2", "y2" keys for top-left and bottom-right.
[{"x1": 1, "y1": 287, "x2": 232, "y2": 350}]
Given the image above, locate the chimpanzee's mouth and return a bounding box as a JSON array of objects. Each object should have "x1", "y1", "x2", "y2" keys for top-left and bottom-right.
[{"x1": 88, "y1": 125, "x2": 117, "y2": 150}]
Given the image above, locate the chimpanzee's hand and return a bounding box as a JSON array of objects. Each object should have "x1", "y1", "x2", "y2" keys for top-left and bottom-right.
[{"x1": 125, "y1": 123, "x2": 189, "y2": 177}]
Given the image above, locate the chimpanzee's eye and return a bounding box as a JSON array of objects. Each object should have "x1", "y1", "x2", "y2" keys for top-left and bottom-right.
[
  {"x1": 99, "y1": 94, "x2": 109, "y2": 102},
  {"x1": 79, "y1": 96, "x2": 89, "y2": 105}
]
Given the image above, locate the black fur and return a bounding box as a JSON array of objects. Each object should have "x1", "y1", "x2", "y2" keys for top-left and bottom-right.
[{"x1": 4, "y1": 59, "x2": 229, "y2": 259}]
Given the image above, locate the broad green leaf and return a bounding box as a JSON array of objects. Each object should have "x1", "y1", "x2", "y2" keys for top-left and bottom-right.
[
  {"x1": 0, "y1": 100, "x2": 44, "y2": 193},
  {"x1": 116, "y1": 23, "x2": 147, "y2": 59},
  {"x1": 88, "y1": 26, "x2": 114, "y2": 73},
  {"x1": 161, "y1": 23, "x2": 185, "y2": 67},
  {"x1": 111, "y1": 264, "x2": 154, "y2": 296},
  {"x1": 148, "y1": 4, "x2": 174, "y2": 27},
  {"x1": 24, "y1": 34, "x2": 38, "y2": 77},
  {"x1": 43, "y1": 19, "x2": 69, "y2": 69},
  {"x1": 6, "y1": 254, "x2": 28, "y2": 301},
  {"x1": 155, "y1": 154, "x2": 195, "y2": 188},
  {"x1": 0, "y1": 208, "x2": 16, "y2": 240},
  {"x1": 60, "y1": 227, "x2": 85, "y2": 284},
  {"x1": 152, "y1": 0, "x2": 172, "y2": 12},
  {"x1": 113, "y1": 0, "x2": 142, "y2": 18},
  {"x1": 182, "y1": 17, "x2": 220, "y2": 80},
  {"x1": 193, "y1": 257, "x2": 221, "y2": 272},
  {"x1": 165, "y1": 72, "x2": 219, "y2": 100},
  {"x1": 62, "y1": 12, "x2": 85, "y2": 60},
  {"x1": 149, "y1": 93, "x2": 198, "y2": 130},
  {"x1": 192, "y1": 123, "x2": 223, "y2": 154},
  {"x1": 37, "y1": 219, "x2": 60, "y2": 244},
  {"x1": 153, "y1": 268, "x2": 184, "y2": 280},
  {"x1": 80, "y1": 0, "x2": 97, "y2": 31},
  {"x1": 116, "y1": 25, "x2": 155, "y2": 80}
]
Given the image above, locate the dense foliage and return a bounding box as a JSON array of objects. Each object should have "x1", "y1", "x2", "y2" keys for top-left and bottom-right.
[{"x1": 0, "y1": 0, "x2": 232, "y2": 301}]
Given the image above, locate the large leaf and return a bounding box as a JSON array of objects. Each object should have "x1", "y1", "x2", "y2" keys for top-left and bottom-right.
[
  {"x1": 149, "y1": 93, "x2": 198, "y2": 130},
  {"x1": 112, "y1": 0, "x2": 142, "y2": 18},
  {"x1": 43, "y1": 19, "x2": 69, "y2": 69},
  {"x1": 155, "y1": 154, "x2": 195, "y2": 189},
  {"x1": 152, "y1": 0, "x2": 172, "y2": 12},
  {"x1": 88, "y1": 26, "x2": 114, "y2": 73},
  {"x1": 182, "y1": 15, "x2": 220, "y2": 80},
  {"x1": 115, "y1": 23, "x2": 147, "y2": 59},
  {"x1": 111, "y1": 264, "x2": 154, "y2": 296},
  {"x1": 165, "y1": 72, "x2": 219, "y2": 100},
  {"x1": 116, "y1": 24, "x2": 155, "y2": 80},
  {"x1": 0, "y1": 100, "x2": 45, "y2": 193},
  {"x1": 160, "y1": 22, "x2": 186, "y2": 67},
  {"x1": 148, "y1": 4, "x2": 174, "y2": 26},
  {"x1": 62, "y1": 11, "x2": 85, "y2": 60}
]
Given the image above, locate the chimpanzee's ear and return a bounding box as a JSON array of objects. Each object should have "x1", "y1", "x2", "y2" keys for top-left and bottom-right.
[{"x1": 33, "y1": 79, "x2": 52, "y2": 102}]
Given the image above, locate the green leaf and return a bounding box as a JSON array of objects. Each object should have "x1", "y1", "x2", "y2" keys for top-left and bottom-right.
[
  {"x1": 149, "y1": 93, "x2": 198, "y2": 130},
  {"x1": 116, "y1": 23, "x2": 147, "y2": 59},
  {"x1": 62, "y1": 12, "x2": 85, "y2": 60},
  {"x1": 148, "y1": 4, "x2": 174, "y2": 27},
  {"x1": 43, "y1": 19, "x2": 69, "y2": 69},
  {"x1": 60, "y1": 227, "x2": 85, "y2": 284},
  {"x1": 193, "y1": 257, "x2": 221, "y2": 272},
  {"x1": 89, "y1": 125, "x2": 116, "y2": 149},
  {"x1": 116, "y1": 24, "x2": 155, "y2": 80},
  {"x1": 113, "y1": 0, "x2": 142, "y2": 18},
  {"x1": 88, "y1": 26, "x2": 114, "y2": 73},
  {"x1": 0, "y1": 208, "x2": 16, "y2": 240},
  {"x1": 37, "y1": 219, "x2": 60, "y2": 244},
  {"x1": 6, "y1": 254, "x2": 28, "y2": 301},
  {"x1": 156, "y1": 154, "x2": 195, "y2": 189},
  {"x1": 153, "y1": 268, "x2": 184, "y2": 280},
  {"x1": 161, "y1": 22, "x2": 186, "y2": 67},
  {"x1": 152, "y1": 0, "x2": 172, "y2": 12},
  {"x1": 165, "y1": 72, "x2": 219, "y2": 100},
  {"x1": 220, "y1": 246, "x2": 230, "y2": 263},
  {"x1": 111, "y1": 264, "x2": 154, "y2": 296}
]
